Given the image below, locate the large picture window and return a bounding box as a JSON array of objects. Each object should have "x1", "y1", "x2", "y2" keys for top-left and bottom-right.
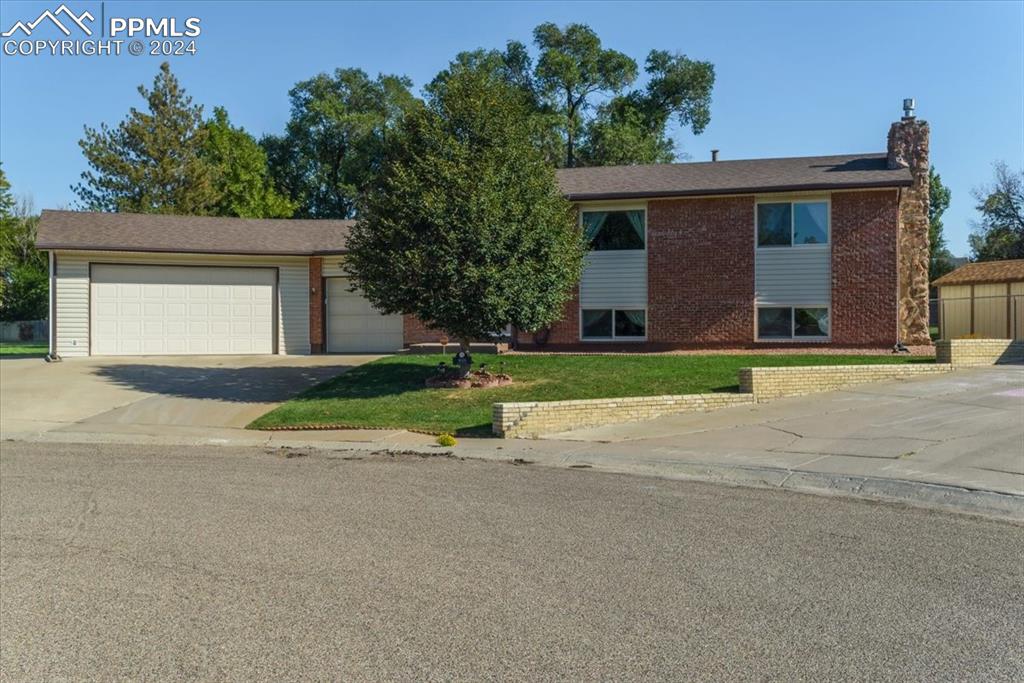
[
  {"x1": 757, "y1": 306, "x2": 830, "y2": 340},
  {"x1": 582, "y1": 308, "x2": 646, "y2": 340},
  {"x1": 757, "y1": 200, "x2": 829, "y2": 247},
  {"x1": 582, "y1": 210, "x2": 645, "y2": 251}
]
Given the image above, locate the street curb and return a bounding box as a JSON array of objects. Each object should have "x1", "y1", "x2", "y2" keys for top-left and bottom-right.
[
  {"x1": 4, "y1": 429, "x2": 1021, "y2": 522},
  {"x1": 518, "y1": 458, "x2": 1024, "y2": 522}
]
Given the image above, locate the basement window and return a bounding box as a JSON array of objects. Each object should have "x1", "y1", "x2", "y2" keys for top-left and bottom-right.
[
  {"x1": 757, "y1": 306, "x2": 830, "y2": 340},
  {"x1": 582, "y1": 309, "x2": 646, "y2": 340},
  {"x1": 757, "y1": 200, "x2": 829, "y2": 247}
]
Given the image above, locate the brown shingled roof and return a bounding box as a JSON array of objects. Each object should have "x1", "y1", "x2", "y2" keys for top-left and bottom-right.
[
  {"x1": 556, "y1": 153, "x2": 912, "y2": 201},
  {"x1": 932, "y1": 259, "x2": 1024, "y2": 286},
  {"x1": 36, "y1": 210, "x2": 353, "y2": 255}
]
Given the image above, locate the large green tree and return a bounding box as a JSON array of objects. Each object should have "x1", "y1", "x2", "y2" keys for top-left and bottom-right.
[
  {"x1": 532, "y1": 22, "x2": 637, "y2": 167},
  {"x1": 435, "y1": 23, "x2": 715, "y2": 168},
  {"x1": 0, "y1": 167, "x2": 47, "y2": 321},
  {"x1": 203, "y1": 107, "x2": 295, "y2": 218},
  {"x1": 345, "y1": 61, "x2": 585, "y2": 347},
  {"x1": 75, "y1": 62, "x2": 217, "y2": 214},
  {"x1": 262, "y1": 69, "x2": 418, "y2": 218},
  {"x1": 969, "y1": 162, "x2": 1024, "y2": 260},
  {"x1": 427, "y1": 44, "x2": 565, "y2": 166},
  {"x1": 928, "y1": 167, "x2": 955, "y2": 282}
]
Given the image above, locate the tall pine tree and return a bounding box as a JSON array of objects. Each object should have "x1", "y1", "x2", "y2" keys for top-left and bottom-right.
[{"x1": 75, "y1": 62, "x2": 216, "y2": 215}]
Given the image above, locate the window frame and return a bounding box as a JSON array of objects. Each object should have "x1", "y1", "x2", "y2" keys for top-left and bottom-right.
[
  {"x1": 580, "y1": 307, "x2": 648, "y2": 342},
  {"x1": 579, "y1": 206, "x2": 648, "y2": 254},
  {"x1": 755, "y1": 304, "x2": 831, "y2": 342},
  {"x1": 755, "y1": 198, "x2": 830, "y2": 250}
]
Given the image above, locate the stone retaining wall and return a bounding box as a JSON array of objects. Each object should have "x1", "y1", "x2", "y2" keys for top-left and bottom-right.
[
  {"x1": 493, "y1": 393, "x2": 754, "y2": 438},
  {"x1": 737, "y1": 363, "x2": 952, "y2": 401},
  {"x1": 935, "y1": 339, "x2": 1024, "y2": 366},
  {"x1": 492, "y1": 362, "x2": 963, "y2": 439}
]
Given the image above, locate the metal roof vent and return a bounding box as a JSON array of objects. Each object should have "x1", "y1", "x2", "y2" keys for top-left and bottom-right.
[
  {"x1": 903, "y1": 98, "x2": 916, "y2": 118},
  {"x1": 711, "y1": 149, "x2": 719, "y2": 162}
]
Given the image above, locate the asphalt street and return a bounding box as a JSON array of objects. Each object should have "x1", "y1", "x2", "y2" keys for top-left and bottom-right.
[{"x1": 1, "y1": 441, "x2": 1022, "y2": 681}]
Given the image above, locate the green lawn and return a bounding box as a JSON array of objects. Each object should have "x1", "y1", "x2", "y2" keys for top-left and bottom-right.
[
  {"x1": 250, "y1": 353, "x2": 932, "y2": 436},
  {"x1": 0, "y1": 341, "x2": 47, "y2": 357}
]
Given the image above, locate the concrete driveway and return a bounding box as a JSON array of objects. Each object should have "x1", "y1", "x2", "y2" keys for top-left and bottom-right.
[
  {"x1": 521, "y1": 365, "x2": 1024, "y2": 497},
  {"x1": 0, "y1": 354, "x2": 379, "y2": 437}
]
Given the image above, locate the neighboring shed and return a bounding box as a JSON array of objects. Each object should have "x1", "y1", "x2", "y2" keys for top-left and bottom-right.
[{"x1": 932, "y1": 260, "x2": 1024, "y2": 340}]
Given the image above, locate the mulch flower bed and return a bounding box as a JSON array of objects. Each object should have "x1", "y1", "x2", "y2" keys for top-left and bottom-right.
[{"x1": 425, "y1": 369, "x2": 513, "y2": 389}]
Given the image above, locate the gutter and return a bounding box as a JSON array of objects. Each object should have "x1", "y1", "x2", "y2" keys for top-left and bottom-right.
[
  {"x1": 33, "y1": 245, "x2": 343, "y2": 257},
  {"x1": 563, "y1": 180, "x2": 913, "y2": 203}
]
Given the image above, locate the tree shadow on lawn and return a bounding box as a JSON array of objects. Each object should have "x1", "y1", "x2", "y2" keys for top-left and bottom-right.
[{"x1": 92, "y1": 363, "x2": 359, "y2": 403}]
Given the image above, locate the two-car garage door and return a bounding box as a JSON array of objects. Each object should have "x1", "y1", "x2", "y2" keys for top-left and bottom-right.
[{"x1": 91, "y1": 264, "x2": 275, "y2": 355}]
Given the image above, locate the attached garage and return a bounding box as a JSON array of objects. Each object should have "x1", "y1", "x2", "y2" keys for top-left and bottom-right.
[
  {"x1": 90, "y1": 264, "x2": 276, "y2": 356},
  {"x1": 37, "y1": 210, "x2": 435, "y2": 358},
  {"x1": 326, "y1": 278, "x2": 403, "y2": 353}
]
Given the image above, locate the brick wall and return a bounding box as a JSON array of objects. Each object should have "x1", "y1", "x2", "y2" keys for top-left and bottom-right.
[
  {"x1": 516, "y1": 286, "x2": 580, "y2": 348},
  {"x1": 403, "y1": 315, "x2": 446, "y2": 345},
  {"x1": 935, "y1": 339, "x2": 1024, "y2": 366},
  {"x1": 648, "y1": 196, "x2": 756, "y2": 346},
  {"x1": 308, "y1": 257, "x2": 324, "y2": 353},
  {"x1": 488, "y1": 190, "x2": 904, "y2": 352},
  {"x1": 831, "y1": 191, "x2": 900, "y2": 345},
  {"x1": 493, "y1": 392, "x2": 754, "y2": 438},
  {"x1": 737, "y1": 363, "x2": 951, "y2": 401}
]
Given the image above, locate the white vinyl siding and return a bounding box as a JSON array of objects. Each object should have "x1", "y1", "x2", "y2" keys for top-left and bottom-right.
[
  {"x1": 580, "y1": 251, "x2": 648, "y2": 309},
  {"x1": 322, "y1": 255, "x2": 347, "y2": 278},
  {"x1": 54, "y1": 252, "x2": 90, "y2": 357},
  {"x1": 578, "y1": 204, "x2": 648, "y2": 318},
  {"x1": 754, "y1": 247, "x2": 831, "y2": 305},
  {"x1": 51, "y1": 251, "x2": 310, "y2": 356},
  {"x1": 277, "y1": 262, "x2": 311, "y2": 354}
]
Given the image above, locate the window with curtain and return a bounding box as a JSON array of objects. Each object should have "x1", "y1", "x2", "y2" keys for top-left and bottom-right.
[
  {"x1": 757, "y1": 306, "x2": 830, "y2": 339},
  {"x1": 582, "y1": 309, "x2": 646, "y2": 339},
  {"x1": 757, "y1": 201, "x2": 828, "y2": 247},
  {"x1": 583, "y1": 210, "x2": 645, "y2": 251}
]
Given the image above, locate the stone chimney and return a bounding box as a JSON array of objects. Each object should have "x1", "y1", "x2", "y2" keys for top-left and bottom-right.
[{"x1": 887, "y1": 102, "x2": 930, "y2": 345}]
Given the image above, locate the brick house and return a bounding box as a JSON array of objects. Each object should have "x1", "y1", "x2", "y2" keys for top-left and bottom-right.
[{"x1": 37, "y1": 109, "x2": 930, "y2": 358}]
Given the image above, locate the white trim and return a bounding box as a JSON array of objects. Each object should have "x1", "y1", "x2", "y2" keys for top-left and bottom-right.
[
  {"x1": 48, "y1": 251, "x2": 56, "y2": 358},
  {"x1": 577, "y1": 206, "x2": 649, "y2": 343},
  {"x1": 579, "y1": 306, "x2": 648, "y2": 342},
  {"x1": 755, "y1": 304, "x2": 831, "y2": 342},
  {"x1": 755, "y1": 197, "x2": 831, "y2": 250}
]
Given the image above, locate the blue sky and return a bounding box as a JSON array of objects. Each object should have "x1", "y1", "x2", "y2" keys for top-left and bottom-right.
[{"x1": 1, "y1": 0, "x2": 1021, "y2": 255}]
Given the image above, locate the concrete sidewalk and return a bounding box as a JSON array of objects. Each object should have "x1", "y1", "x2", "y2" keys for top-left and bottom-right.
[{"x1": 3, "y1": 365, "x2": 1021, "y2": 519}]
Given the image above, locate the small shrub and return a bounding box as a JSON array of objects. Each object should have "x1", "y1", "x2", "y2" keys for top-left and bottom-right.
[{"x1": 436, "y1": 433, "x2": 457, "y2": 447}]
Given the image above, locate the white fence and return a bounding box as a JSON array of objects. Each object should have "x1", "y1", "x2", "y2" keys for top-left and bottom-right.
[
  {"x1": 0, "y1": 320, "x2": 48, "y2": 343},
  {"x1": 933, "y1": 294, "x2": 1023, "y2": 341}
]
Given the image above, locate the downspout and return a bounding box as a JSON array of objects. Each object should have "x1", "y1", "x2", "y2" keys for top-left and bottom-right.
[{"x1": 46, "y1": 251, "x2": 60, "y2": 362}]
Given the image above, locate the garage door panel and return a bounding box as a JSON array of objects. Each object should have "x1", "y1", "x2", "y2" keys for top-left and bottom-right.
[
  {"x1": 91, "y1": 264, "x2": 276, "y2": 356},
  {"x1": 326, "y1": 278, "x2": 403, "y2": 353}
]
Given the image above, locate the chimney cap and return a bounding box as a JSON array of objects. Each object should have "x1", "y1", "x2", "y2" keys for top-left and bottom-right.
[{"x1": 902, "y1": 98, "x2": 916, "y2": 118}]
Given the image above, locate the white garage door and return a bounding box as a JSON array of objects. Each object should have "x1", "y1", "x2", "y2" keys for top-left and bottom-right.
[
  {"x1": 326, "y1": 278, "x2": 403, "y2": 353},
  {"x1": 91, "y1": 264, "x2": 276, "y2": 356}
]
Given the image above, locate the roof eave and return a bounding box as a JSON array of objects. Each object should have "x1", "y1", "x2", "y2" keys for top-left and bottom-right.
[
  {"x1": 37, "y1": 245, "x2": 319, "y2": 257},
  {"x1": 563, "y1": 180, "x2": 913, "y2": 202}
]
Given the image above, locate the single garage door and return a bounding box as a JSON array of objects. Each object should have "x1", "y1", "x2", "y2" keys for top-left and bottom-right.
[
  {"x1": 91, "y1": 264, "x2": 276, "y2": 355},
  {"x1": 326, "y1": 278, "x2": 403, "y2": 353}
]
